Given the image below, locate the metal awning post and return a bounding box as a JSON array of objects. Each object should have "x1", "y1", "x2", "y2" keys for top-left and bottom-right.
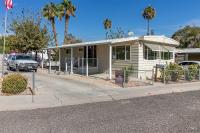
[
  {"x1": 70, "y1": 47, "x2": 74, "y2": 74},
  {"x1": 58, "y1": 48, "x2": 61, "y2": 73},
  {"x1": 86, "y1": 46, "x2": 89, "y2": 77},
  {"x1": 48, "y1": 49, "x2": 52, "y2": 74},
  {"x1": 109, "y1": 44, "x2": 112, "y2": 80},
  {"x1": 41, "y1": 50, "x2": 44, "y2": 70}
]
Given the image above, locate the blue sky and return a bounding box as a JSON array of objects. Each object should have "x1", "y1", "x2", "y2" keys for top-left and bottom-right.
[{"x1": 0, "y1": 0, "x2": 200, "y2": 44}]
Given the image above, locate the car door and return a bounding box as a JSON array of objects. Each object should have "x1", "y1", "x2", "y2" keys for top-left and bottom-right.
[{"x1": 10, "y1": 56, "x2": 16, "y2": 68}]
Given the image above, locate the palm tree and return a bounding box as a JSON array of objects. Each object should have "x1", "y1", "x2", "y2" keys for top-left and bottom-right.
[
  {"x1": 42, "y1": 2, "x2": 59, "y2": 47},
  {"x1": 61, "y1": 0, "x2": 76, "y2": 43},
  {"x1": 103, "y1": 19, "x2": 112, "y2": 39},
  {"x1": 142, "y1": 6, "x2": 156, "y2": 35},
  {"x1": 56, "y1": 4, "x2": 65, "y2": 21}
]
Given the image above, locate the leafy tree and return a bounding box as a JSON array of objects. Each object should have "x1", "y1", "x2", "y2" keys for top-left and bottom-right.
[
  {"x1": 172, "y1": 26, "x2": 200, "y2": 48},
  {"x1": 107, "y1": 27, "x2": 126, "y2": 39},
  {"x1": 142, "y1": 6, "x2": 156, "y2": 35},
  {"x1": 10, "y1": 16, "x2": 50, "y2": 60},
  {"x1": 43, "y1": 3, "x2": 59, "y2": 47},
  {"x1": 60, "y1": 0, "x2": 76, "y2": 43},
  {"x1": 64, "y1": 33, "x2": 82, "y2": 44},
  {"x1": 103, "y1": 18, "x2": 112, "y2": 39},
  {"x1": 0, "y1": 36, "x2": 14, "y2": 54}
]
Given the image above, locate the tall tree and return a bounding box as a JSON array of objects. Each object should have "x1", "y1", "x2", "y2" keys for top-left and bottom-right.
[
  {"x1": 42, "y1": 3, "x2": 59, "y2": 47},
  {"x1": 10, "y1": 16, "x2": 50, "y2": 60},
  {"x1": 61, "y1": 0, "x2": 76, "y2": 44},
  {"x1": 103, "y1": 18, "x2": 112, "y2": 39},
  {"x1": 172, "y1": 26, "x2": 200, "y2": 48},
  {"x1": 142, "y1": 6, "x2": 156, "y2": 35}
]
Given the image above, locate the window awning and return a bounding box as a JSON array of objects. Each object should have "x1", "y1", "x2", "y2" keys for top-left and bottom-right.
[
  {"x1": 144, "y1": 43, "x2": 175, "y2": 52},
  {"x1": 163, "y1": 45, "x2": 175, "y2": 52}
]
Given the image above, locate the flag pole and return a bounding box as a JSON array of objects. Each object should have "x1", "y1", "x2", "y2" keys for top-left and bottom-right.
[{"x1": 2, "y1": 10, "x2": 8, "y2": 77}]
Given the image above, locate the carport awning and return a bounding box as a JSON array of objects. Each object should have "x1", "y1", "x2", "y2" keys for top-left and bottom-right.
[{"x1": 145, "y1": 43, "x2": 175, "y2": 52}]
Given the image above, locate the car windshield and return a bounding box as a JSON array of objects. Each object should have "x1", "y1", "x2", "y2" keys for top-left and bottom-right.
[
  {"x1": 8, "y1": 55, "x2": 12, "y2": 60},
  {"x1": 16, "y1": 55, "x2": 32, "y2": 60}
]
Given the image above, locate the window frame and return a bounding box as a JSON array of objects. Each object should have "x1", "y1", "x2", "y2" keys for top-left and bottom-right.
[
  {"x1": 144, "y1": 45, "x2": 173, "y2": 61},
  {"x1": 112, "y1": 45, "x2": 131, "y2": 61},
  {"x1": 143, "y1": 46, "x2": 159, "y2": 60}
]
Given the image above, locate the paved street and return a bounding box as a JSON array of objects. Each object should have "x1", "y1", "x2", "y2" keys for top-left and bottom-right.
[{"x1": 1, "y1": 90, "x2": 200, "y2": 133}]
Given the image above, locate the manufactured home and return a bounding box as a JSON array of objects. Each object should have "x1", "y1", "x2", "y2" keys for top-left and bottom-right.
[{"x1": 49, "y1": 36, "x2": 179, "y2": 80}]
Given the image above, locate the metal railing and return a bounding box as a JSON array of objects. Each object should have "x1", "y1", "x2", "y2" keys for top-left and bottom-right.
[
  {"x1": 65, "y1": 58, "x2": 98, "y2": 75},
  {"x1": 78, "y1": 58, "x2": 98, "y2": 68}
]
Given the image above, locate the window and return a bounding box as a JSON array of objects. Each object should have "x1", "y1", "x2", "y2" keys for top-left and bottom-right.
[
  {"x1": 144, "y1": 46, "x2": 173, "y2": 60},
  {"x1": 116, "y1": 46, "x2": 125, "y2": 60},
  {"x1": 126, "y1": 46, "x2": 130, "y2": 60},
  {"x1": 144, "y1": 46, "x2": 159, "y2": 60},
  {"x1": 112, "y1": 46, "x2": 116, "y2": 59},
  {"x1": 112, "y1": 45, "x2": 130, "y2": 60},
  {"x1": 161, "y1": 52, "x2": 173, "y2": 60}
]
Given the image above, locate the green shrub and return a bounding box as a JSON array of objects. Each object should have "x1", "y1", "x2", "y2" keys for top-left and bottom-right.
[
  {"x1": 185, "y1": 65, "x2": 199, "y2": 81},
  {"x1": 2, "y1": 73, "x2": 27, "y2": 94},
  {"x1": 123, "y1": 65, "x2": 134, "y2": 83},
  {"x1": 161, "y1": 63, "x2": 184, "y2": 82}
]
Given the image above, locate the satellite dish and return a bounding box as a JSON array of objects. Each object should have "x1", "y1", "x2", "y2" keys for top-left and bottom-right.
[{"x1": 128, "y1": 32, "x2": 134, "y2": 37}]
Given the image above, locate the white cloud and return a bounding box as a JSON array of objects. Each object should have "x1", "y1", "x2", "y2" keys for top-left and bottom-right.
[{"x1": 184, "y1": 19, "x2": 200, "y2": 26}]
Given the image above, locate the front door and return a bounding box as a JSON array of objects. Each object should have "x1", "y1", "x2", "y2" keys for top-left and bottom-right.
[{"x1": 84, "y1": 46, "x2": 96, "y2": 58}]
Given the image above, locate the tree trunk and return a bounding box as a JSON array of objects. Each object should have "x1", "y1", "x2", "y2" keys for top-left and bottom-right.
[
  {"x1": 64, "y1": 15, "x2": 70, "y2": 44},
  {"x1": 147, "y1": 19, "x2": 150, "y2": 35},
  {"x1": 51, "y1": 19, "x2": 59, "y2": 47}
]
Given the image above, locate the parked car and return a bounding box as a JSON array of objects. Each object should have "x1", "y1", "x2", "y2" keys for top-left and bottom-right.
[
  {"x1": 178, "y1": 61, "x2": 200, "y2": 70},
  {"x1": 178, "y1": 61, "x2": 200, "y2": 67},
  {"x1": 7, "y1": 54, "x2": 38, "y2": 72}
]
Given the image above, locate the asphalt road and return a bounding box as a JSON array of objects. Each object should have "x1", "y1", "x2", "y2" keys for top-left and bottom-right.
[{"x1": 1, "y1": 90, "x2": 200, "y2": 133}]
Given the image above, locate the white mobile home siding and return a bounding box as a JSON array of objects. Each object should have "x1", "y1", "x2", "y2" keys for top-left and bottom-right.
[{"x1": 138, "y1": 43, "x2": 175, "y2": 79}]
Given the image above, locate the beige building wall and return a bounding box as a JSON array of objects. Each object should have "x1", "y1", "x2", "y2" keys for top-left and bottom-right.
[
  {"x1": 96, "y1": 44, "x2": 109, "y2": 73},
  {"x1": 138, "y1": 43, "x2": 175, "y2": 80}
]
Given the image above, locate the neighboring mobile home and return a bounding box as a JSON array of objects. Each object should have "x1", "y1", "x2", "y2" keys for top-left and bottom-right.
[
  {"x1": 49, "y1": 36, "x2": 179, "y2": 80},
  {"x1": 175, "y1": 48, "x2": 200, "y2": 63}
]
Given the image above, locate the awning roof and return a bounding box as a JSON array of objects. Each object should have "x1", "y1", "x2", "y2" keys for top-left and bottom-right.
[
  {"x1": 176, "y1": 48, "x2": 200, "y2": 54},
  {"x1": 145, "y1": 43, "x2": 175, "y2": 52},
  {"x1": 48, "y1": 36, "x2": 180, "y2": 49}
]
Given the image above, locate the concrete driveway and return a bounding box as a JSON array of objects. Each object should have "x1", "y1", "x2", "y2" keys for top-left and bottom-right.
[{"x1": 0, "y1": 71, "x2": 200, "y2": 111}]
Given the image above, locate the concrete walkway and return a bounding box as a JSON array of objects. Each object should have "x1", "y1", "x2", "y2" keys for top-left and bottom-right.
[{"x1": 0, "y1": 71, "x2": 200, "y2": 111}]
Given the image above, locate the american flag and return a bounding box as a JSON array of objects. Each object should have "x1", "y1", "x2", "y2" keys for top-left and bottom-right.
[{"x1": 5, "y1": 0, "x2": 13, "y2": 10}]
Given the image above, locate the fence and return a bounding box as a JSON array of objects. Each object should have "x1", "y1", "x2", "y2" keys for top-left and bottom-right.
[{"x1": 160, "y1": 68, "x2": 200, "y2": 84}]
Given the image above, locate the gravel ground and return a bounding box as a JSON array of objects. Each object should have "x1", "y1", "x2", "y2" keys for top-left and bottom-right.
[{"x1": 1, "y1": 90, "x2": 200, "y2": 133}]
